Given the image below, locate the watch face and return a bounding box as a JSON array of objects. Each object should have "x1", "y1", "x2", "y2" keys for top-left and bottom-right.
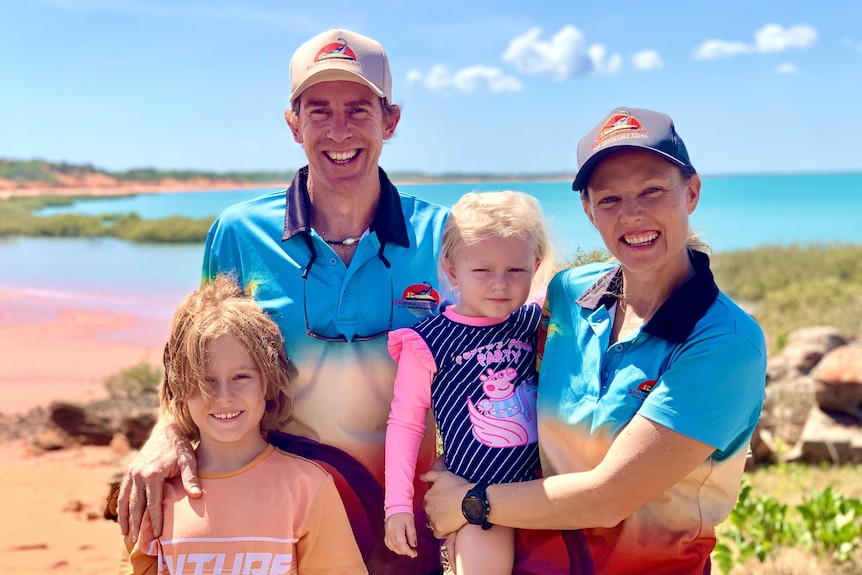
[{"x1": 462, "y1": 496, "x2": 485, "y2": 522}]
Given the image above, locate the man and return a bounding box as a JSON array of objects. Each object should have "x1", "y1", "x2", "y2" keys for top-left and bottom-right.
[{"x1": 118, "y1": 29, "x2": 448, "y2": 575}]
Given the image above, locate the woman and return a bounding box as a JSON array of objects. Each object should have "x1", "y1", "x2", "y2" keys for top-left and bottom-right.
[{"x1": 422, "y1": 107, "x2": 767, "y2": 575}]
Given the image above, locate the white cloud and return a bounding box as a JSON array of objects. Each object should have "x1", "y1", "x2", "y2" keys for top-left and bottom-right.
[
  {"x1": 694, "y1": 22, "x2": 818, "y2": 60},
  {"x1": 632, "y1": 50, "x2": 663, "y2": 71},
  {"x1": 501, "y1": 25, "x2": 615, "y2": 79},
  {"x1": 858, "y1": 43, "x2": 862, "y2": 53},
  {"x1": 408, "y1": 64, "x2": 523, "y2": 93},
  {"x1": 452, "y1": 66, "x2": 524, "y2": 92},
  {"x1": 588, "y1": 44, "x2": 622, "y2": 75},
  {"x1": 406, "y1": 70, "x2": 423, "y2": 85},
  {"x1": 425, "y1": 65, "x2": 453, "y2": 91},
  {"x1": 755, "y1": 23, "x2": 818, "y2": 53},
  {"x1": 694, "y1": 40, "x2": 752, "y2": 60},
  {"x1": 776, "y1": 62, "x2": 799, "y2": 74}
]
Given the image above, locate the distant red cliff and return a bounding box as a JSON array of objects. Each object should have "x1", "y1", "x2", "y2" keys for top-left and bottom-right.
[{"x1": 0, "y1": 159, "x2": 289, "y2": 199}]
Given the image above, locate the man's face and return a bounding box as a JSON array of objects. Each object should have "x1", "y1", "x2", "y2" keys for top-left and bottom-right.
[{"x1": 288, "y1": 80, "x2": 399, "y2": 194}]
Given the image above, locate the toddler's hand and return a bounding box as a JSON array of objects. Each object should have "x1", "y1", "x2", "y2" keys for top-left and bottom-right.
[{"x1": 384, "y1": 512, "x2": 418, "y2": 558}]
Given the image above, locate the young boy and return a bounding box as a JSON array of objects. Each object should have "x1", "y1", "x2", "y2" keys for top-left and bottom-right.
[{"x1": 122, "y1": 274, "x2": 366, "y2": 575}]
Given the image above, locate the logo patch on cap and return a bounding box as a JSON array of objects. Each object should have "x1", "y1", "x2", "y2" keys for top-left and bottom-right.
[
  {"x1": 315, "y1": 38, "x2": 357, "y2": 62},
  {"x1": 593, "y1": 111, "x2": 649, "y2": 150}
]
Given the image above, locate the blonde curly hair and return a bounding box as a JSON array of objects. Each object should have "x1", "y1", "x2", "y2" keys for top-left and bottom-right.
[{"x1": 160, "y1": 274, "x2": 292, "y2": 442}]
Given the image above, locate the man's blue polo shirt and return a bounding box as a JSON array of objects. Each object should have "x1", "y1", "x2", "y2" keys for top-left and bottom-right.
[{"x1": 202, "y1": 166, "x2": 449, "y2": 479}]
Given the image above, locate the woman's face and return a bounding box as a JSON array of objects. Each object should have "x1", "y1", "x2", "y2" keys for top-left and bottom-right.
[{"x1": 581, "y1": 148, "x2": 700, "y2": 279}]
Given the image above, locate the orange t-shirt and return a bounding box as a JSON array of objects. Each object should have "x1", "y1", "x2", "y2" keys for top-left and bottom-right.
[{"x1": 123, "y1": 444, "x2": 366, "y2": 575}]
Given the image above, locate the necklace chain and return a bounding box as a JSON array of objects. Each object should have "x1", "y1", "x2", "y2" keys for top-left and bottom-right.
[
  {"x1": 319, "y1": 229, "x2": 363, "y2": 247},
  {"x1": 323, "y1": 236, "x2": 361, "y2": 247}
]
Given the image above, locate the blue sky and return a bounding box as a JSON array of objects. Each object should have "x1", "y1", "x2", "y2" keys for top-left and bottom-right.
[{"x1": 3, "y1": 1, "x2": 861, "y2": 176}]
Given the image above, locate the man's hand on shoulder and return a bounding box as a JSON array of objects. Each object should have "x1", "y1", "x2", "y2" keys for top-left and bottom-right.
[{"x1": 117, "y1": 421, "x2": 200, "y2": 540}]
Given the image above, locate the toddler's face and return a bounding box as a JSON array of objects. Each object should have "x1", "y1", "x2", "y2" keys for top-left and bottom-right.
[{"x1": 444, "y1": 235, "x2": 539, "y2": 319}]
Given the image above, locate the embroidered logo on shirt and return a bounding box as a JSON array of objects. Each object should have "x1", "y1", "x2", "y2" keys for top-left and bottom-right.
[
  {"x1": 628, "y1": 379, "x2": 657, "y2": 401},
  {"x1": 396, "y1": 281, "x2": 440, "y2": 318}
]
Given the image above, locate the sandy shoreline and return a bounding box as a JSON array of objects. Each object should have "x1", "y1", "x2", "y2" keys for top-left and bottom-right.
[
  {"x1": 0, "y1": 279, "x2": 165, "y2": 573},
  {"x1": 0, "y1": 288, "x2": 165, "y2": 416},
  {"x1": 0, "y1": 440, "x2": 132, "y2": 575}
]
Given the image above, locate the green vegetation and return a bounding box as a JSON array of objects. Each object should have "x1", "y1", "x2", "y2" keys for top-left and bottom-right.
[
  {"x1": 104, "y1": 362, "x2": 163, "y2": 398},
  {"x1": 558, "y1": 244, "x2": 862, "y2": 345},
  {"x1": 0, "y1": 195, "x2": 215, "y2": 243},
  {"x1": 0, "y1": 158, "x2": 104, "y2": 183},
  {"x1": 715, "y1": 477, "x2": 862, "y2": 574},
  {"x1": 111, "y1": 214, "x2": 215, "y2": 242},
  {"x1": 564, "y1": 247, "x2": 611, "y2": 268},
  {"x1": 0, "y1": 157, "x2": 295, "y2": 185},
  {"x1": 711, "y1": 245, "x2": 862, "y2": 347}
]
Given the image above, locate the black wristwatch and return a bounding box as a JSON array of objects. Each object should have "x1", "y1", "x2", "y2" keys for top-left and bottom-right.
[{"x1": 461, "y1": 481, "x2": 493, "y2": 530}]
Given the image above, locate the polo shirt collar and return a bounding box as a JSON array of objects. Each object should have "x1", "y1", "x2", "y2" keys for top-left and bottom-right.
[
  {"x1": 281, "y1": 166, "x2": 410, "y2": 248},
  {"x1": 576, "y1": 250, "x2": 720, "y2": 343}
]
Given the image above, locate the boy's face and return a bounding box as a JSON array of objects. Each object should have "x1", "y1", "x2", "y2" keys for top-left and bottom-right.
[{"x1": 187, "y1": 334, "x2": 266, "y2": 451}]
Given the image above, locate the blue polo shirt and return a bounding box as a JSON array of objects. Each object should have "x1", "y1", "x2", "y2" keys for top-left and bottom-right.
[
  {"x1": 537, "y1": 250, "x2": 766, "y2": 575},
  {"x1": 202, "y1": 166, "x2": 449, "y2": 479}
]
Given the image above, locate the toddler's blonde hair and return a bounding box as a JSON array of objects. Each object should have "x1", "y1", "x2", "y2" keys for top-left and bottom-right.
[{"x1": 441, "y1": 191, "x2": 555, "y2": 298}]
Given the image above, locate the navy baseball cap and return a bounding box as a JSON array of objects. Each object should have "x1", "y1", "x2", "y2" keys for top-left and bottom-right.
[{"x1": 572, "y1": 107, "x2": 693, "y2": 192}]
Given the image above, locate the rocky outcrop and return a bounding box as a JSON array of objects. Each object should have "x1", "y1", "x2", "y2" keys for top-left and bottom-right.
[
  {"x1": 3, "y1": 396, "x2": 159, "y2": 452},
  {"x1": 811, "y1": 342, "x2": 862, "y2": 421},
  {"x1": 753, "y1": 326, "x2": 862, "y2": 466},
  {"x1": 766, "y1": 326, "x2": 845, "y2": 382}
]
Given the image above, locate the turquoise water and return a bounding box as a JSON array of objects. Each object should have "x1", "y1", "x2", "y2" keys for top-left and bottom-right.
[
  {"x1": 7, "y1": 173, "x2": 862, "y2": 308},
  {"x1": 35, "y1": 173, "x2": 862, "y2": 253}
]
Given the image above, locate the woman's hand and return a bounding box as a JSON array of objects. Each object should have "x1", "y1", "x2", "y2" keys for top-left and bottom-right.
[
  {"x1": 420, "y1": 468, "x2": 470, "y2": 539},
  {"x1": 117, "y1": 422, "x2": 200, "y2": 540}
]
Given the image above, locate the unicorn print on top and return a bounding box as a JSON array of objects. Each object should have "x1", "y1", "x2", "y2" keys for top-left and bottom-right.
[
  {"x1": 468, "y1": 367, "x2": 538, "y2": 448},
  {"x1": 396, "y1": 303, "x2": 542, "y2": 484}
]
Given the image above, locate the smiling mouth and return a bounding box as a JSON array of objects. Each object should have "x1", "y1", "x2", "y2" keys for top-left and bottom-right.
[
  {"x1": 623, "y1": 231, "x2": 659, "y2": 246},
  {"x1": 325, "y1": 149, "x2": 359, "y2": 164},
  {"x1": 211, "y1": 411, "x2": 242, "y2": 420}
]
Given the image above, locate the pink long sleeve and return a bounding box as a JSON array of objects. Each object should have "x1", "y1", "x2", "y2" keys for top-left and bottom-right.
[{"x1": 384, "y1": 329, "x2": 436, "y2": 518}]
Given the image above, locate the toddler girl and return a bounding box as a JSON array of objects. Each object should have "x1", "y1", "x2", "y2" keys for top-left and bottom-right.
[{"x1": 383, "y1": 191, "x2": 554, "y2": 575}]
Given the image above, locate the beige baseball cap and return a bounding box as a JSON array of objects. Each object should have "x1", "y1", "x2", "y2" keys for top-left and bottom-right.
[{"x1": 289, "y1": 29, "x2": 392, "y2": 104}]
